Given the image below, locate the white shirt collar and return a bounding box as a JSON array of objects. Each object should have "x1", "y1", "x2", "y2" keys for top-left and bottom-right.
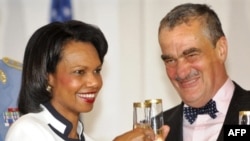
[{"x1": 213, "y1": 78, "x2": 235, "y2": 115}]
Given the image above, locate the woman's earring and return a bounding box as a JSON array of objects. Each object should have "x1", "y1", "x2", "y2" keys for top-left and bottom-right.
[{"x1": 46, "y1": 85, "x2": 52, "y2": 92}]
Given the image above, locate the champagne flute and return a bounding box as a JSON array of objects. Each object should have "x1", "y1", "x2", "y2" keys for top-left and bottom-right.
[
  {"x1": 133, "y1": 102, "x2": 152, "y2": 129},
  {"x1": 145, "y1": 99, "x2": 164, "y2": 141}
]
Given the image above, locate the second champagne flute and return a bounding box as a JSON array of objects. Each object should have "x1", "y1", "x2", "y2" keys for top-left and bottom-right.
[
  {"x1": 133, "y1": 102, "x2": 152, "y2": 129},
  {"x1": 145, "y1": 99, "x2": 164, "y2": 141}
]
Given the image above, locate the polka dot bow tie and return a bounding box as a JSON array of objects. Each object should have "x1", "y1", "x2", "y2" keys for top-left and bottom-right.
[{"x1": 183, "y1": 100, "x2": 219, "y2": 124}]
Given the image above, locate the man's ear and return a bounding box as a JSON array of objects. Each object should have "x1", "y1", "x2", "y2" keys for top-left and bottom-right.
[{"x1": 215, "y1": 36, "x2": 228, "y2": 63}]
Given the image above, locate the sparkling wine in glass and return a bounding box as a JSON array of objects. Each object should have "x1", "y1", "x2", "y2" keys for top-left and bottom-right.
[
  {"x1": 133, "y1": 102, "x2": 152, "y2": 129},
  {"x1": 145, "y1": 99, "x2": 164, "y2": 141}
]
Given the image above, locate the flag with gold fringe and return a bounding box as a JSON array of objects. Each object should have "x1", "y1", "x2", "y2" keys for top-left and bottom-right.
[{"x1": 50, "y1": 0, "x2": 73, "y2": 22}]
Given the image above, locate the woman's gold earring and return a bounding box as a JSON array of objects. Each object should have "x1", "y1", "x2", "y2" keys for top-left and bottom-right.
[{"x1": 46, "y1": 85, "x2": 52, "y2": 92}]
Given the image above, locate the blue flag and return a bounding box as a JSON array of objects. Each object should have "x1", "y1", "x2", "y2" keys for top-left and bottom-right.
[{"x1": 50, "y1": 0, "x2": 73, "y2": 22}]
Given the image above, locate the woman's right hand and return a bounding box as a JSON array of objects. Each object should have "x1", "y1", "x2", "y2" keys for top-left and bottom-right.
[{"x1": 113, "y1": 125, "x2": 170, "y2": 141}]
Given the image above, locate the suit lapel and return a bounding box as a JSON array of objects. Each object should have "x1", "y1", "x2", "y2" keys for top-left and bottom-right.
[
  {"x1": 164, "y1": 103, "x2": 184, "y2": 141},
  {"x1": 217, "y1": 82, "x2": 250, "y2": 140}
]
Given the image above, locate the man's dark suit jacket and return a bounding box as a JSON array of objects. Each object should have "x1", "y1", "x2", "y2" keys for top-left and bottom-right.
[{"x1": 163, "y1": 82, "x2": 250, "y2": 141}]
